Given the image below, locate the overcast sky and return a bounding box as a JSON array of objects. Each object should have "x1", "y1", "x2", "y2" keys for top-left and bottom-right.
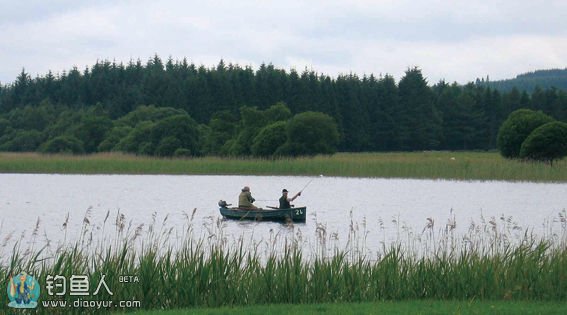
[{"x1": 1, "y1": 0, "x2": 566, "y2": 85}]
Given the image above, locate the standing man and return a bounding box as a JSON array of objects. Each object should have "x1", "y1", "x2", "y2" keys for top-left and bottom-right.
[
  {"x1": 279, "y1": 189, "x2": 301, "y2": 209},
  {"x1": 238, "y1": 186, "x2": 258, "y2": 209}
]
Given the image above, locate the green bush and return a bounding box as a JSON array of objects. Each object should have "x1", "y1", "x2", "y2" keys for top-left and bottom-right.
[
  {"x1": 137, "y1": 142, "x2": 155, "y2": 156},
  {"x1": 110, "y1": 106, "x2": 196, "y2": 156},
  {"x1": 72, "y1": 115, "x2": 113, "y2": 153},
  {"x1": 40, "y1": 135, "x2": 85, "y2": 154},
  {"x1": 0, "y1": 118, "x2": 10, "y2": 136},
  {"x1": 173, "y1": 148, "x2": 192, "y2": 157},
  {"x1": 115, "y1": 105, "x2": 187, "y2": 127},
  {"x1": 155, "y1": 136, "x2": 182, "y2": 157},
  {"x1": 114, "y1": 121, "x2": 155, "y2": 153},
  {"x1": 98, "y1": 126, "x2": 133, "y2": 152},
  {"x1": 0, "y1": 129, "x2": 44, "y2": 152},
  {"x1": 201, "y1": 111, "x2": 239, "y2": 155},
  {"x1": 520, "y1": 121, "x2": 567, "y2": 164},
  {"x1": 251, "y1": 121, "x2": 287, "y2": 157},
  {"x1": 284, "y1": 111, "x2": 339, "y2": 156},
  {"x1": 150, "y1": 114, "x2": 200, "y2": 156},
  {"x1": 6, "y1": 104, "x2": 57, "y2": 131},
  {"x1": 227, "y1": 104, "x2": 293, "y2": 156},
  {"x1": 264, "y1": 102, "x2": 292, "y2": 122},
  {"x1": 497, "y1": 109, "x2": 554, "y2": 158}
]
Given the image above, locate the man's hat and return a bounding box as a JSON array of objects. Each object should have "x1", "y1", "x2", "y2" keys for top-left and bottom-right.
[{"x1": 282, "y1": 189, "x2": 288, "y2": 193}]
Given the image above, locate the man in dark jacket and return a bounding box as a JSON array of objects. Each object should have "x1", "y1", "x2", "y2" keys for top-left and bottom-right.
[{"x1": 279, "y1": 188, "x2": 301, "y2": 209}]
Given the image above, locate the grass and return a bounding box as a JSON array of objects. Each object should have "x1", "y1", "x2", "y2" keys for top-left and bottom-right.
[
  {"x1": 1, "y1": 151, "x2": 565, "y2": 313},
  {"x1": 1, "y1": 209, "x2": 566, "y2": 314},
  {"x1": 128, "y1": 300, "x2": 567, "y2": 315},
  {"x1": 0, "y1": 151, "x2": 566, "y2": 181}
]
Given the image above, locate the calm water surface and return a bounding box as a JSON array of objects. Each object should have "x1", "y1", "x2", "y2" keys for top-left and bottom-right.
[{"x1": 1, "y1": 174, "x2": 565, "y2": 257}]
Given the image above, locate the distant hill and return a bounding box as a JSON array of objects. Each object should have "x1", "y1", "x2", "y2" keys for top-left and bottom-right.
[{"x1": 478, "y1": 68, "x2": 567, "y2": 93}]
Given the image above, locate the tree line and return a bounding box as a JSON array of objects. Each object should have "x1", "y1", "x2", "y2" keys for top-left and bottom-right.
[
  {"x1": 480, "y1": 68, "x2": 567, "y2": 93},
  {"x1": 0, "y1": 56, "x2": 566, "y2": 156}
]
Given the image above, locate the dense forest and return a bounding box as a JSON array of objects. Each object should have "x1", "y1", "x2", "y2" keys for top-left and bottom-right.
[
  {"x1": 0, "y1": 56, "x2": 566, "y2": 156},
  {"x1": 480, "y1": 68, "x2": 567, "y2": 93}
]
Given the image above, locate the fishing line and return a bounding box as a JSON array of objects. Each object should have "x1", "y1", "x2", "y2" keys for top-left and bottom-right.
[{"x1": 299, "y1": 174, "x2": 323, "y2": 193}]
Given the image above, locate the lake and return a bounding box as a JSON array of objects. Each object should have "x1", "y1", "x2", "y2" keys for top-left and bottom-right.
[{"x1": 1, "y1": 174, "x2": 565, "y2": 259}]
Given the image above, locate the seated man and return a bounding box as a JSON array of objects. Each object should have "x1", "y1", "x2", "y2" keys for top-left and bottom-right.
[
  {"x1": 238, "y1": 186, "x2": 258, "y2": 209},
  {"x1": 279, "y1": 188, "x2": 301, "y2": 209}
]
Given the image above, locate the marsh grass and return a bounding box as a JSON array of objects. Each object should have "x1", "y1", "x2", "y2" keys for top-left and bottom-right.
[
  {"x1": 133, "y1": 300, "x2": 567, "y2": 315},
  {"x1": 1, "y1": 208, "x2": 566, "y2": 314},
  {"x1": 0, "y1": 151, "x2": 565, "y2": 181}
]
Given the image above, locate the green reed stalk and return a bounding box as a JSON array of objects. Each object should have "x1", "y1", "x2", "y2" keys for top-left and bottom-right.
[
  {"x1": 1, "y1": 212, "x2": 565, "y2": 314},
  {"x1": 0, "y1": 151, "x2": 565, "y2": 181}
]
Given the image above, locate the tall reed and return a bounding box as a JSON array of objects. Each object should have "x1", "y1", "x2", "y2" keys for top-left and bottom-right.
[
  {"x1": 0, "y1": 209, "x2": 565, "y2": 314},
  {"x1": 0, "y1": 151, "x2": 565, "y2": 181}
]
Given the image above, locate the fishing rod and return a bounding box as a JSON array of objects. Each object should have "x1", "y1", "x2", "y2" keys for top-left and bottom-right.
[
  {"x1": 299, "y1": 179, "x2": 314, "y2": 193},
  {"x1": 299, "y1": 174, "x2": 323, "y2": 193},
  {"x1": 255, "y1": 174, "x2": 324, "y2": 202}
]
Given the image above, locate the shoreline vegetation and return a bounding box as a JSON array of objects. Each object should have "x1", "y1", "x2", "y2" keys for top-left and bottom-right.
[
  {"x1": 0, "y1": 151, "x2": 566, "y2": 182},
  {"x1": 1, "y1": 209, "x2": 565, "y2": 314},
  {"x1": 130, "y1": 300, "x2": 567, "y2": 315},
  {"x1": 1, "y1": 151, "x2": 565, "y2": 313}
]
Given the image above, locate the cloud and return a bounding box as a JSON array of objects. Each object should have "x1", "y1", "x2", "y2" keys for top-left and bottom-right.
[{"x1": 0, "y1": 0, "x2": 566, "y2": 85}]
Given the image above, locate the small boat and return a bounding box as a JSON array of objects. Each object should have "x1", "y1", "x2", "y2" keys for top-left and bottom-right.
[{"x1": 218, "y1": 201, "x2": 306, "y2": 222}]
